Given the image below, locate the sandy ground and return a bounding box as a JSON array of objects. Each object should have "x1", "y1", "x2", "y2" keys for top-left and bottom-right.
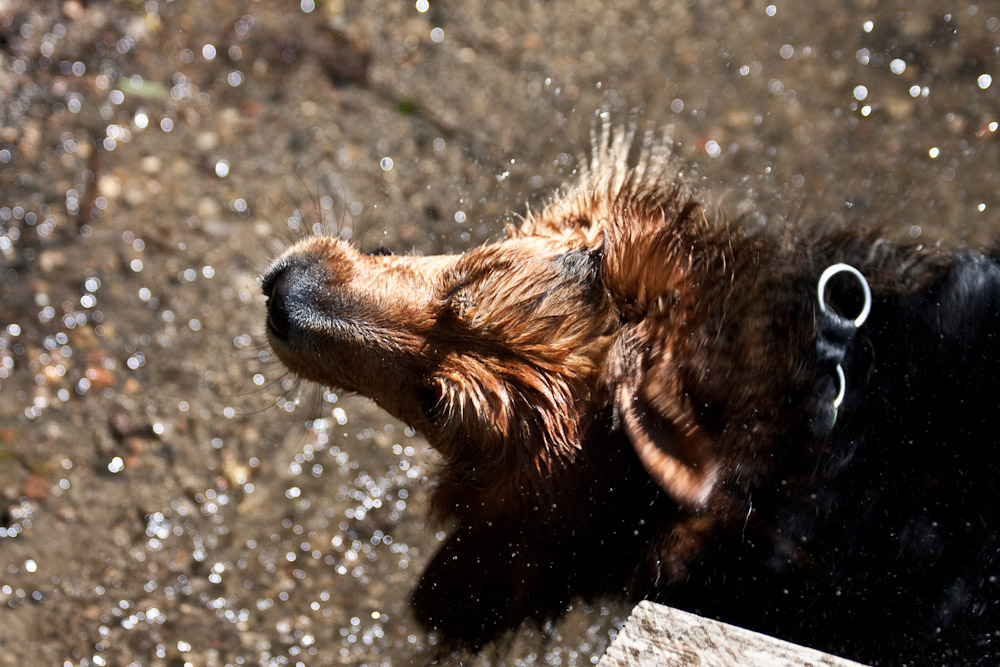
[{"x1": 1, "y1": 0, "x2": 998, "y2": 665}]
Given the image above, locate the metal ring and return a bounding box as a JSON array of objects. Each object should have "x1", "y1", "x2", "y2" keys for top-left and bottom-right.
[
  {"x1": 833, "y1": 364, "x2": 847, "y2": 409},
  {"x1": 817, "y1": 263, "x2": 872, "y2": 328}
]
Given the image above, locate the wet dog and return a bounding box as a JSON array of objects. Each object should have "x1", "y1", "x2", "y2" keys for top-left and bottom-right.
[{"x1": 262, "y1": 126, "x2": 1000, "y2": 665}]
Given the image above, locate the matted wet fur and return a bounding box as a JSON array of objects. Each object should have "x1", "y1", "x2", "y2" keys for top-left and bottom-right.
[{"x1": 262, "y1": 124, "x2": 1000, "y2": 665}]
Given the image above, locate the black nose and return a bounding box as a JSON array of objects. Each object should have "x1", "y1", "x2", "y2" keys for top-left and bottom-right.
[{"x1": 262, "y1": 260, "x2": 310, "y2": 341}]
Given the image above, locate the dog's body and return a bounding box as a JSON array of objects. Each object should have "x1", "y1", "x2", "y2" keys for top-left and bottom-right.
[{"x1": 263, "y1": 127, "x2": 1000, "y2": 664}]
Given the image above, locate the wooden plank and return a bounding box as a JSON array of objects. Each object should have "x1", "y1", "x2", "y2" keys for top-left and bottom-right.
[{"x1": 599, "y1": 601, "x2": 867, "y2": 667}]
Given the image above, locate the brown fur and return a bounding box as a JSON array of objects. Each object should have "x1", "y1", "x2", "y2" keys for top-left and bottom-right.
[{"x1": 263, "y1": 124, "x2": 1000, "y2": 664}]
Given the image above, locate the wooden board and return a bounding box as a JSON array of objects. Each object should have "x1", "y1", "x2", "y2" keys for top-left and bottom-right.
[{"x1": 599, "y1": 601, "x2": 868, "y2": 667}]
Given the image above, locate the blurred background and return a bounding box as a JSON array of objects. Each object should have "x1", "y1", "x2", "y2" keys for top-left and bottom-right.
[{"x1": 1, "y1": 0, "x2": 997, "y2": 664}]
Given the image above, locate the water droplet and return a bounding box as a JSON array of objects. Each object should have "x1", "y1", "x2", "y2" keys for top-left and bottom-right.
[{"x1": 978, "y1": 74, "x2": 992, "y2": 90}]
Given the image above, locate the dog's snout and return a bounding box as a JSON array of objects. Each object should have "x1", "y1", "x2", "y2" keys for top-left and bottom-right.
[{"x1": 263, "y1": 260, "x2": 311, "y2": 341}]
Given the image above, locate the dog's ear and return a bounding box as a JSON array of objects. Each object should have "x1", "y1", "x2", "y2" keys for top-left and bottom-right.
[{"x1": 618, "y1": 371, "x2": 717, "y2": 509}]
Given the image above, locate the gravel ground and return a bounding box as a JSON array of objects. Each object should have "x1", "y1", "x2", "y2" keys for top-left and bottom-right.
[{"x1": 1, "y1": 1, "x2": 998, "y2": 665}]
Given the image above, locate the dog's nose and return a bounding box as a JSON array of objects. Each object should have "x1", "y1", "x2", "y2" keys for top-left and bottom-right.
[{"x1": 263, "y1": 260, "x2": 310, "y2": 341}]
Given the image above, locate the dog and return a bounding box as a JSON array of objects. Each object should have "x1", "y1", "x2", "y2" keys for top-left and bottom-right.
[{"x1": 262, "y1": 124, "x2": 1000, "y2": 665}]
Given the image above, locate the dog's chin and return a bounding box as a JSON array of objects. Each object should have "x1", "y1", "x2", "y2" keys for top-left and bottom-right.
[{"x1": 265, "y1": 334, "x2": 318, "y2": 385}]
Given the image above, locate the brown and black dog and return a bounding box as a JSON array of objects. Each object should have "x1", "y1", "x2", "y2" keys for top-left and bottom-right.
[{"x1": 262, "y1": 125, "x2": 1000, "y2": 665}]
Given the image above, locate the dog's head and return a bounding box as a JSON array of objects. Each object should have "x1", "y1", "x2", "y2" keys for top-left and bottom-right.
[
  {"x1": 263, "y1": 128, "x2": 729, "y2": 513},
  {"x1": 263, "y1": 233, "x2": 626, "y2": 507}
]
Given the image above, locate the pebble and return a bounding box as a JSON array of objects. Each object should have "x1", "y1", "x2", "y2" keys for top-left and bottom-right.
[
  {"x1": 139, "y1": 155, "x2": 163, "y2": 174},
  {"x1": 38, "y1": 250, "x2": 67, "y2": 273},
  {"x1": 97, "y1": 174, "x2": 122, "y2": 198},
  {"x1": 195, "y1": 131, "x2": 219, "y2": 152},
  {"x1": 22, "y1": 473, "x2": 50, "y2": 501},
  {"x1": 197, "y1": 196, "x2": 222, "y2": 220},
  {"x1": 123, "y1": 186, "x2": 147, "y2": 207}
]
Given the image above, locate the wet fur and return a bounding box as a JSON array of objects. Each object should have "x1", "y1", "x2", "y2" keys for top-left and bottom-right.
[{"x1": 262, "y1": 126, "x2": 1000, "y2": 665}]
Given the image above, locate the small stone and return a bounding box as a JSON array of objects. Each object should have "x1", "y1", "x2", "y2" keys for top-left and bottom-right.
[
  {"x1": 97, "y1": 174, "x2": 122, "y2": 198},
  {"x1": 109, "y1": 410, "x2": 131, "y2": 440},
  {"x1": 197, "y1": 197, "x2": 222, "y2": 220},
  {"x1": 84, "y1": 364, "x2": 116, "y2": 391},
  {"x1": 37, "y1": 250, "x2": 67, "y2": 273},
  {"x1": 195, "y1": 131, "x2": 219, "y2": 152},
  {"x1": 22, "y1": 473, "x2": 50, "y2": 501},
  {"x1": 123, "y1": 186, "x2": 147, "y2": 207},
  {"x1": 139, "y1": 155, "x2": 163, "y2": 174}
]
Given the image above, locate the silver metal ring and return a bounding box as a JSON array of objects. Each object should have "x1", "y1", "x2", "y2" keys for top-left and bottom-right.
[
  {"x1": 833, "y1": 364, "x2": 847, "y2": 409},
  {"x1": 818, "y1": 263, "x2": 872, "y2": 328}
]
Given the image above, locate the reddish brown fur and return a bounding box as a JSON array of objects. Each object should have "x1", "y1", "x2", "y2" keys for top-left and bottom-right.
[
  {"x1": 266, "y1": 127, "x2": 780, "y2": 517},
  {"x1": 263, "y1": 124, "x2": 1000, "y2": 664}
]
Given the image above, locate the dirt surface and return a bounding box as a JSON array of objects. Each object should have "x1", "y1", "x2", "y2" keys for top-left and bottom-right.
[{"x1": 1, "y1": 1, "x2": 998, "y2": 665}]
